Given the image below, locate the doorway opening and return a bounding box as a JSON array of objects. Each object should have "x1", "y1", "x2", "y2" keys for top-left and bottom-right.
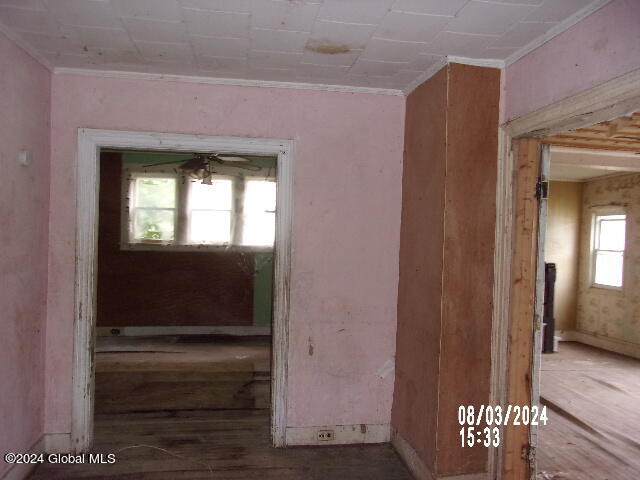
[
  {"x1": 69, "y1": 130, "x2": 293, "y2": 455},
  {"x1": 535, "y1": 114, "x2": 640, "y2": 479}
]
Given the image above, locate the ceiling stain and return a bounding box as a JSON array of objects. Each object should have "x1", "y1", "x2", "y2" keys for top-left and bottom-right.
[{"x1": 306, "y1": 40, "x2": 352, "y2": 55}]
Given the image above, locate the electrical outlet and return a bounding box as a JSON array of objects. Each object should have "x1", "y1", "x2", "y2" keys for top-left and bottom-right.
[{"x1": 317, "y1": 430, "x2": 334, "y2": 442}]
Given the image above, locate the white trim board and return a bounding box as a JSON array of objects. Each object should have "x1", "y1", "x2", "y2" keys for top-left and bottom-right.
[
  {"x1": 73, "y1": 129, "x2": 293, "y2": 451},
  {"x1": 285, "y1": 424, "x2": 390, "y2": 446},
  {"x1": 96, "y1": 326, "x2": 271, "y2": 337},
  {"x1": 559, "y1": 330, "x2": 640, "y2": 360},
  {"x1": 53, "y1": 67, "x2": 404, "y2": 96}
]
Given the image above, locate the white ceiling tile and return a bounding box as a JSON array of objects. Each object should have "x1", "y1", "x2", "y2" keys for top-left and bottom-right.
[
  {"x1": 487, "y1": 0, "x2": 544, "y2": 4},
  {"x1": 85, "y1": 47, "x2": 144, "y2": 65},
  {"x1": 247, "y1": 66, "x2": 297, "y2": 81},
  {"x1": 362, "y1": 37, "x2": 426, "y2": 62},
  {"x1": 296, "y1": 62, "x2": 349, "y2": 77},
  {"x1": 407, "y1": 53, "x2": 442, "y2": 70},
  {"x1": 0, "y1": 5, "x2": 61, "y2": 33},
  {"x1": 447, "y1": 1, "x2": 537, "y2": 36},
  {"x1": 111, "y1": 0, "x2": 182, "y2": 21},
  {"x1": 179, "y1": 0, "x2": 252, "y2": 13},
  {"x1": 18, "y1": 30, "x2": 83, "y2": 54},
  {"x1": 41, "y1": 51, "x2": 93, "y2": 67},
  {"x1": 491, "y1": 21, "x2": 556, "y2": 48},
  {"x1": 123, "y1": 18, "x2": 188, "y2": 43},
  {"x1": 73, "y1": 26, "x2": 135, "y2": 49},
  {"x1": 393, "y1": 69, "x2": 424, "y2": 84},
  {"x1": 423, "y1": 31, "x2": 497, "y2": 57},
  {"x1": 191, "y1": 34, "x2": 248, "y2": 56},
  {"x1": 0, "y1": 0, "x2": 46, "y2": 10},
  {"x1": 300, "y1": 48, "x2": 361, "y2": 66},
  {"x1": 250, "y1": 28, "x2": 309, "y2": 53},
  {"x1": 350, "y1": 58, "x2": 408, "y2": 76},
  {"x1": 135, "y1": 40, "x2": 194, "y2": 62},
  {"x1": 317, "y1": 0, "x2": 393, "y2": 25},
  {"x1": 482, "y1": 46, "x2": 520, "y2": 58},
  {"x1": 183, "y1": 8, "x2": 249, "y2": 38},
  {"x1": 392, "y1": 0, "x2": 469, "y2": 16},
  {"x1": 249, "y1": 50, "x2": 303, "y2": 68},
  {"x1": 251, "y1": 0, "x2": 320, "y2": 32},
  {"x1": 525, "y1": 0, "x2": 591, "y2": 23},
  {"x1": 376, "y1": 11, "x2": 451, "y2": 43},
  {"x1": 309, "y1": 20, "x2": 376, "y2": 50},
  {"x1": 42, "y1": 0, "x2": 120, "y2": 28},
  {"x1": 197, "y1": 54, "x2": 246, "y2": 72}
]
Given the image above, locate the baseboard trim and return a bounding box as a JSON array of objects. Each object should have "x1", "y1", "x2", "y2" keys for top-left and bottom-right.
[
  {"x1": 44, "y1": 433, "x2": 71, "y2": 454},
  {"x1": 560, "y1": 330, "x2": 640, "y2": 359},
  {"x1": 285, "y1": 424, "x2": 389, "y2": 446},
  {"x1": 391, "y1": 429, "x2": 434, "y2": 480},
  {"x1": 1, "y1": 435, "x2": 44, "y2": 480},
  {"x1": 97, "y1": 326, "x2": 271, "y2": 337}
]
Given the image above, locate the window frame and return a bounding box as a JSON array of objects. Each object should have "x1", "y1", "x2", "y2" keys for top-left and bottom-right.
[
  {"x1": 120, "y1": 166, "x2": 275, "y2": 252},
  {"x1": 590, "y1": 206, "x2": 627, "y2": 291}
]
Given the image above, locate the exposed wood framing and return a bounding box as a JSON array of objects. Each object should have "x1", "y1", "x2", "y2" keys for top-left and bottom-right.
[
  {"x1": 502, "y1": 138, "x2": 540, "y2": 480},
  {"x1": 495, "y1": 67, "x2": 640, "y2": 480},
  {"x1": 542, "y1": 112, "x2": 640, "y2": 152}
]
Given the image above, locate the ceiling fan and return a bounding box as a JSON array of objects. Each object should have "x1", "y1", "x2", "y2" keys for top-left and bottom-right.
[{"x1": 143, "y1": 153, "x2": 262, "y2": 183}]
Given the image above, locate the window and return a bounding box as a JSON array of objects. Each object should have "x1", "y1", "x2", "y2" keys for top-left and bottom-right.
[
  {"x1": 130, "y1": 175, "x2": 177, "y2": 242},
  {"x1": 592, "y1": 212, "x2": 626, "y2": 288},
  {"x1": 124, "y1": 169, "x2": 276, "y2": 250},
  {"x1": 242, "y1": 179, "x2": 276, "y2": 246}
]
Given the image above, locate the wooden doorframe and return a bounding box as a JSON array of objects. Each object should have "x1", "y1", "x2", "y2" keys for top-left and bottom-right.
[
  {"x1": 491, "y1": 67, "x2": 640, "y2": 479},
  {"x1": 71, "y1": 129, "x2": 294, "y2": 452}
]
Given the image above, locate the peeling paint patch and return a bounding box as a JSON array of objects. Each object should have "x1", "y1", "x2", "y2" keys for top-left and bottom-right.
[{"x1": 377, "y1": 359, "x2": 394, "y2": 378}]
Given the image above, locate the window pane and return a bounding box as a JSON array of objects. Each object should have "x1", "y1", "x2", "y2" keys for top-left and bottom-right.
[
  {"x1": 598, "y1": 218, "x2": 625, "y2": 250},
  {"x1": 135, "y1": 177, "x2": 176, "y2": 208},
  {"x1": 133, "y1": 209, "x2": 175, "y2": 241},
  {"x1": 244, "y1": 180, "x2": 276, "y2": 213},
  {"x1": 594, "y1": 251, "x2": 623, "y2": 287},
  {"x1": 243, "y1": 212, "x2": 275, "y2": 246},
  {"x1": 189, "y1": 179, "x2": 232, "y2": 210},
  {"x1": 190, "y1": 210, "x2": 231, "y2": 243}
]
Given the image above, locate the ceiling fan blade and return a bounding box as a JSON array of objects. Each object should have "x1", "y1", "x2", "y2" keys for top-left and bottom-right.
[
  {"x1": 215, "y1": 154, "x2": 252, "y2": 162},
  {"x1": 142, "y1": 157, "x2": 197, "y2": 168},
  {"x1": 215, "y1": 159, "x2": 262, "y2": 171}
]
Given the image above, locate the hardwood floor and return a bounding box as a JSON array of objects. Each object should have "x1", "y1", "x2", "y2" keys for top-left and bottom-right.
[
  {"x1": 538, "y1": 342, "x2": 640, "y2": 480},
  {"x1": 30, "y1": 336, "x2": 411, "y2": 479}
]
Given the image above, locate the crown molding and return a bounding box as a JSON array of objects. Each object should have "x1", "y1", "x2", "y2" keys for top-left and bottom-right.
[
  {"x1": 505, "y1": 0, "x2": 613, "y2": 67},
  {"x1": 53, "y1": 67, "x2": 405, "y2": 96},
  {"x1": 0, "y1": 19, "x2": 52, "y2": 71},
  {"x1": 447, "y1": 56, "x2": 505, "y2": 69}
]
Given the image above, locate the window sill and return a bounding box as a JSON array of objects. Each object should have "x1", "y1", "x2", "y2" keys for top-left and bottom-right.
[
  {"x1": 120, "y1": 242, "x2": 274, "y2": 253},
  {"x1": 589, "y1": 284, "x2": 624, "y2": 295}
]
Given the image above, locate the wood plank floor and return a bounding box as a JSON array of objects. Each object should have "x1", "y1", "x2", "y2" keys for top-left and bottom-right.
[
  {"x1": 30, "y1": 336, "x2": 411, "y2": 479},
  {"x1": 538, "y1": 342, "x2": 640, "y2": 480}
]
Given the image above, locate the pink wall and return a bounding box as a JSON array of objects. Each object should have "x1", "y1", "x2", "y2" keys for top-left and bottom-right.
[
  {"x1": 0, "y1": 32, "x2": 50, "y2": 476},
  {"x1": 504, "y1": 0, "x2": 640, "y2": 122},
  {"x1": 46, "y1": 74, "x2": 405, "y2": 433}
]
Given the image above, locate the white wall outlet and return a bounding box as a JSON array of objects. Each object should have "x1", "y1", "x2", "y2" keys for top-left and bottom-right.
[
  {"x1": 317, "y1": 430, "x2": 334, "y2": 442},
  {"x1": 19, "y1": 150, "x2": 31, "y2": 167}
]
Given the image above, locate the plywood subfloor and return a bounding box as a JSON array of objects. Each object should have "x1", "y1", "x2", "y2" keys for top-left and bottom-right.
[
  {"x1": 31, "y1": 336, "x2": 411, "y2": 479},
  {"x1": 538, "y1": 342, "x2": 640, "y2": 480}
]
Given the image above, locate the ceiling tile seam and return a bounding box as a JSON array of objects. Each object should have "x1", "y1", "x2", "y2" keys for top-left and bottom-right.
[{"x1": 504, "y1": 0, "x2": 613, "y2": 66}]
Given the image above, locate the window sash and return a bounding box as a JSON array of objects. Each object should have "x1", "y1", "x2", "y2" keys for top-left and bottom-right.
[{"x1": 591, "y1": 212, "x2": 626, "y2": 288}]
